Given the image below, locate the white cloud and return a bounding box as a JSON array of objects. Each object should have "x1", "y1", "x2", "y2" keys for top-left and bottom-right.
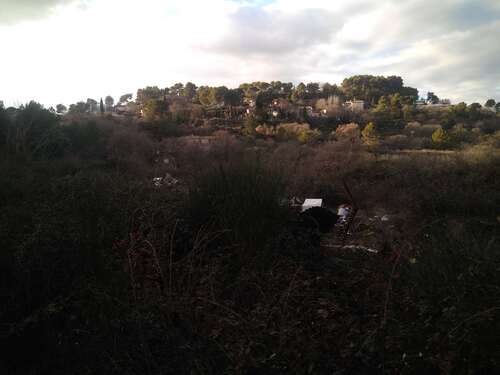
[
  {"x1": 0, "y1": 0, "x2": 80, "y2": 24},
  {"x1": 0, "y1": 0, "x2": 499, "y2": 107}
]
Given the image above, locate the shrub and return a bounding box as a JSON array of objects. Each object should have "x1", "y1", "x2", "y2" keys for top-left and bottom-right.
[
  {"x1": 404, "y1": 121, "x2": 422, "y2": 135},
  {"x1": 396, "y1": 227, "x2": 500, "y2": 372},
  {"x1": 361, "y1": 122, "x2": 379, "y2": 147},
  {"x1": 383, "y1": 134, "x2": 411, "y2": 150},
  {"x1": 188, "y1": 158, "x2": 287, "y2": 253},
  {"x1": 431, "y1": 128, "x2": 451, "y2": 148},
  {"x1": 243, "y1": 114, "x2": 259, "y2": 136},
  {"x1": 335, "y1": 123, "x2": 360, "y2": 142},
  {"x1": 415, "y1": 123, "x2": 441, "y2": 137},
  {"x1": 0, "y1": 165, "x2": 154, "y2": 374}
]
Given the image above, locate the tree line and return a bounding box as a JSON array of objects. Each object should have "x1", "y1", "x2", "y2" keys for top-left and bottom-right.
[{"x1": 53, "y1": 75, "x2": 420, "y2": 115}]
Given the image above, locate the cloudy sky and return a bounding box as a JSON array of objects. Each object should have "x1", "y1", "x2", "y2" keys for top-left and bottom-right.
[{"x1": 1, "y1": 0, "x2": 499, "y2": 107}]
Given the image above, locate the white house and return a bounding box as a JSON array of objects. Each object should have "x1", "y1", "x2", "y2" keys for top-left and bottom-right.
[{"x1": 345, "y1": 100, "x2": 365, "y2": 112}]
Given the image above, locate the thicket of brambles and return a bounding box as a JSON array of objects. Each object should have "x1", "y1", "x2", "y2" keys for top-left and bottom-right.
[{"x1": 1, "y1": 79, "x2": 500, "y2": 374}]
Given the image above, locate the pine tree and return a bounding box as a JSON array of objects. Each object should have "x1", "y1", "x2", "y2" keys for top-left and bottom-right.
[
  {"x1": 361, "y1": 122, "x2": 379, "y2": 147},
  {"x1": 99, "y1": 98, "x2": 104, "y2": 116},
  {"x1": 484, "y1": 99, "x2": 495, "y2": 108}
]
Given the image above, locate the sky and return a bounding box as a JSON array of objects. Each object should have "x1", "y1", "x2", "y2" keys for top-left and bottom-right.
[{"x1": 0, "y1": 0, "x2": 499, "y2": 107}]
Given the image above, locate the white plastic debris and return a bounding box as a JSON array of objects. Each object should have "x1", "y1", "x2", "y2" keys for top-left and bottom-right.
[
  {"x1": 301, "y1": 199, "x2": 323, "y2": 212},
  {"x1": 153, "y1": 173, "x2": 179, "y2": 188},
  {"x1": 338, "y1": 206, "x2": 350, "y2": 217},
  {"x1": 163, "y1": 173, "x2": 179, "y2": 186},
  {"x1": 153, "y1": 177, "x2": 163, "y2": 187},
  {"x1": 342, "y1": 245, "x2": 379, "y2": 254},
  {"x1": 336, "y1": 204, "x2": 352, "y2": 224}
]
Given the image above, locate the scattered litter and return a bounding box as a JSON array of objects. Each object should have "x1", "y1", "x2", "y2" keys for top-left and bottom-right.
[
  {"x1": 290, "y1": 196, "x2": 303, "y2": 207},
  {"x1": 337, "y1": 204, "x2": 352, "y2": 224},
  {"x1": 337, "y1": 205, "x2": 350, "y2": 217},
  {"x1": 321, "y1": 243, "x2": 379, "y2": 254},
  {"x1": 153, "y1": 173, "x2": 179, "y2": 188},
  {"x1": 381, "y1": 215, "x2": 390, "y2": 222},
  {"x1": 164, "y1": 173, "x2": 179, "y2": 186},
  {"x1": 341, "y1": 245, "x2": 379, "y2": 254},
  {"x1": 280, "y1": 196, "x2": 303, "y2": 207},
  {"x1": 153, "y1": 177, "x2": 163, "y2": 187},
  {"x1": 301, "y1": 199, "x2": 323, "y2": 212}
]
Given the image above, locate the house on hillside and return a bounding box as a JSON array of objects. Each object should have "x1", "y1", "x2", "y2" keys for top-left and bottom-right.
[
  {"x1": 271, "y1": 98, "x2": 292, "y2": 110},
  {"x1": 425, "y1": 99, "x2": 452, "y2": 110},
  {"x1": 244, "y1": 98, "x2": 256, "y2": 108},
  {"x1": 416, "y1": 99, "x2": 452, "y2": 109},
  {"x1": 307, "y1": 105, "x2": 323, "y2": 117},
  {"x1": 345, "y1": 100, "x2": 365, "y2": 112},
  {"x1": 267, "y1": 98, "x2": 294, "y2": 120},
  {"x1": 415, "y1": 99, "x2": 427, "y2": 107}
]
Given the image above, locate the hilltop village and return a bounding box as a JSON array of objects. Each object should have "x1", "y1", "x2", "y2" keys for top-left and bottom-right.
[{"x1": 37, "y1": 75, "x2": 497, "y2": 153}]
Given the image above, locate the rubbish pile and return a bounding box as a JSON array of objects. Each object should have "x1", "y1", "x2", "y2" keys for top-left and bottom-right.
[
  {"x1": 152, "y1": 173, "x2": 179, "y2": 188},
  {"x1": 282, "y1": 196, "x2": 397, "y2": 255}
]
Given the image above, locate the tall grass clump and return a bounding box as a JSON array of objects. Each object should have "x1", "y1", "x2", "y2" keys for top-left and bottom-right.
[{"x1": 188, "y1": 157, "x2": 288, "y2": 255}]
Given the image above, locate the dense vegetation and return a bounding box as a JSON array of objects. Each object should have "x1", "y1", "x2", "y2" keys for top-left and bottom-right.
[{"x1": 1, "y1": 77, "x2": 500, "y2": 374}]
